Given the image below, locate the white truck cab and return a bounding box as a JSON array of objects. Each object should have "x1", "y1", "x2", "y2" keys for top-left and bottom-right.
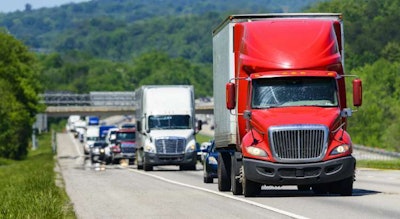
[{"x1": 135, "y1": 85, "x2": 199, "y2": 171}]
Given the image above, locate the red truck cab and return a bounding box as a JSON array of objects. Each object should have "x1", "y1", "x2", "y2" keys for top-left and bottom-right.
[
  {"x1": 213, "y1": 14, "x2": 362, "y2": 197},
  {"x1": 110, "y1": 128, "x2": 136, "y2": 164}
]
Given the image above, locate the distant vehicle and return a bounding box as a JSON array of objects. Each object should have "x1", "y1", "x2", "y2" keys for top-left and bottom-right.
[
  {"x1": 84, "y1": 126, "x2": 100, "y2": 155},
  {"x1": 66, "y1": 115, "x2": 81, "y2": 132},
  {"x1": 104, "y1": 127, "x2": 119, "y2": 164},
  {"x1": 99, "y1": 125, "x2": 117, "y2": 141},
  {"x1": 90, "y1": 141, "x2": 108, "y2": 163},
  {"x1": 73, "y1": 120, "x2": 87, "y2": 138},
  {"x1": 202, "y1": 140, "x2": 218, "y2": 183},
  {"x1": 110, "y1": 128, "x2": 136, "y2": 164},
  {"x1": 87, "y1": 116, "x2": 100, "y2": 126}
]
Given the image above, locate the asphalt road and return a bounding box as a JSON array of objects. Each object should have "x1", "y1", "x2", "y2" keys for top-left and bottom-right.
[{"x1": 56, "y1": 132, "x2": 400, "y2": 219}]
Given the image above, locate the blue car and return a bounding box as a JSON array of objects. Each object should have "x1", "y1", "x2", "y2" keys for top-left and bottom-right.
[{"x1": 202, "y1": 140, "x2": 218, "y2": 183}]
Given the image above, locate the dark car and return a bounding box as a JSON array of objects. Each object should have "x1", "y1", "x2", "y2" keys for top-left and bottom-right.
[
  {"x1": 202, "y1": 140, "x2": 219, "y2": 183},
  {"x1": 90, "y1": 141, "x2": 108, "y2": 164}
]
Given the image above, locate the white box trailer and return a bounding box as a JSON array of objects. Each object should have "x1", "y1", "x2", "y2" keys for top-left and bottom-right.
[{"x1": 135, "y1": 85, "x2": 198, "y2": 171}]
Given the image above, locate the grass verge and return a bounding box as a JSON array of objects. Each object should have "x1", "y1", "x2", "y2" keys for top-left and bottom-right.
[
  {"x1": 196, "y1": 133, "x2": 213, "y2": 144},
  {"x1": 0, "y1": 131, "x2": 76, "y2": 218}
]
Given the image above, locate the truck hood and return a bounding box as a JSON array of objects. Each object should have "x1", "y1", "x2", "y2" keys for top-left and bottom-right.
[
  {"x1": 148, "y1": 129, "x2": 194, "y2": 140},
  {"x1": 251, "y1": 107, "x2": 340, "y2": 131}
]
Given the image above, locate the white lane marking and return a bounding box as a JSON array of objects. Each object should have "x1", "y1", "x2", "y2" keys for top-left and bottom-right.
[
  {"x1": 129, "y1": 169, "x2": 309, "y2": 219},
  {"x1": 68, "y1": 132, "x2": 83, "y2": 156}
]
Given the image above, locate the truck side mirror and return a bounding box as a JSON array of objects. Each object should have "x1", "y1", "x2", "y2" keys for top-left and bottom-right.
[
  {"x1": 353, "y1": 79, "x2": 362, "y2": 107},
  {"x1": 197, "y1": 120, "x2": 203, "y2": 131},
  {"x1": 226, "y1": 82, "x2": 236, "y2": 110}
]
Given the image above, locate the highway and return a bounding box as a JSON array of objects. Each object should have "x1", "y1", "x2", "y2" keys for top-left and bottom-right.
[{"x1": 56, "y1": 130, "x2": 400, "y2": 219}]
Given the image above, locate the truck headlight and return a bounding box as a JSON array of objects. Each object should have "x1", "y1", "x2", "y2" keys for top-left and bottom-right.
[
  {"x1": 186, "y1": 143, "x2": 196, "y2": 153},
  {"x1": 144, "y1": 144, "x2": 156, "y2": 153},
  {"x1": 330, "y1": 144, "x2": 350, "y2": 155},
  {"x1": 246, "y1": 146, "x2": 268, "y2": 157}
]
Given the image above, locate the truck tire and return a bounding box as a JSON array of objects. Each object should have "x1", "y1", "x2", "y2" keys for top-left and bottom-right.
[
  {"x1": 218, "y1": 152, "x2": 231, "y2": 191},
  {"x1": 136, "y1": 151, "x2": 143, "y2": 170},
  {"x1": 143, "y1": 163, "x2": 153, "y2": 171},
  {"x1": 143, "y1": 156, "x2": 153, "y2": 171},
  {"x1": 242, "y1": 169, "x2": 261, "y2": 197},
  {"x1": 137, "y1": 162, "x2": 143, "y2": 170},
  {"x1": 231, "y1": 156, "x2": 242, "y2": 195},
  {"x1": 336, "y1": 177, "x2": 353, "y2": 196}
]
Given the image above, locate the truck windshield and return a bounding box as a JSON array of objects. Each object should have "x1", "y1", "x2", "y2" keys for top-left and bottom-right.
[
  {"x1": 149, "y1": 115, "x2": 191, "y2": 130},
  {"x1": 116, "y1": 132, "x2": 135, "y2": 141},
  {"x1": 252, "y1": 77, "x2": 338, "y2": 108}
]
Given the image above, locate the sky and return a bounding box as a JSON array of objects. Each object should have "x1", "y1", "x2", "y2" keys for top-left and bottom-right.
[{"x1": 0, "y1": 0, "x2": 91, "y2": 13}]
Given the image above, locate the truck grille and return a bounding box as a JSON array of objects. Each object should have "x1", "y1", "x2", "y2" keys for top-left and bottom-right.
[
  {"x1": 155, "y1": 137, "x2": 186, "y2": 154},
  {"x1": 269, "y1": 125, "x2": 328, "y2": 163}
]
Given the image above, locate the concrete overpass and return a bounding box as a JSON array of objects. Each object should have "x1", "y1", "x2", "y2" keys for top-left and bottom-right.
[
  {"x1": 45, "y1": 104, "x2": 214, "y2": 117},
  {"x1": 41, "y1": 92, "x2": 214, "y2": 117}
]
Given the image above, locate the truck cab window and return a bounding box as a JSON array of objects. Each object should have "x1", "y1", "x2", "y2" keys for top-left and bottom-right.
[{"x1": 252, "y1": 77, "x2": 338, "y2": 108}]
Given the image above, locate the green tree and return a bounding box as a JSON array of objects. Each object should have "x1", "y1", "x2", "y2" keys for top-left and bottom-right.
[
  {"x1": 348, "y1": 59, "x2": 400, "y2": 151},
  {"x1": 133, "y1": 52, "x2": 212, "y2": 97},
  {"x1": 0, "y1": 30, "x2": 42, "y2": 159}
]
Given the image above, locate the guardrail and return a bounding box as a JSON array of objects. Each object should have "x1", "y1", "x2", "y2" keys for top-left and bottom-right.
[{"x1": 353, "y1": 144, "x2": 400, "y2": 160}]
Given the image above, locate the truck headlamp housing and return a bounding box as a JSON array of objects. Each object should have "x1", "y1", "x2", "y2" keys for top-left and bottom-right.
[
  {"x1": 186, "y1": 143, "x2": 196, "y2": 153},
  {"x1": 246, "y1": 146, "x2": 268, "y2": 157},
  {"x1": 145, "y1": 144, "x2": 156, "y2": 153},
  {"x1": 330, "y1": 144, "x2": 350, "y2": 155}
]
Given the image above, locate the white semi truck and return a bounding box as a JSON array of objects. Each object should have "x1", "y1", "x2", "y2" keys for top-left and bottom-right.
[{"x1": 135, "y1": 85, "x2": 200, "y2": 171}]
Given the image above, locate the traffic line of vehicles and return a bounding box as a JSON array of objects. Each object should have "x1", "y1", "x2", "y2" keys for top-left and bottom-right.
[
  {"x1": 67, "y1": 115, "x2": 137, "y2": 165},
  {"x1": 67, "y1": 85, "x2": 203, "y2": 170}
]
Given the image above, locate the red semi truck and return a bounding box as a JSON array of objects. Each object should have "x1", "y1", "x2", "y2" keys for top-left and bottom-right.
[{"x1": 212, "y1": 13, "x2": 362, "y2": 197}]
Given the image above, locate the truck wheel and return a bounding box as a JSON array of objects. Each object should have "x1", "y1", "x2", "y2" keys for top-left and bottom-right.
[
  {"x1": 218, "y1": 152, "x2": 231, "y2": 191},
  {"x1": 231, "y1": 156, "x2": 242, "y2": 195},
  {"x1": 136, "y1": 151, "x2": 143, "y2": 170},
  {"x1": 337, "y1": 177, "x2": 353, "y2": 196},
  {"x1": 143, "y1": 156, "x2": 153, "y2": 171},
  {"x1": 143, "y1": 163, "x2": 153, "y2": 171},
  {"x1": 242, "y1": 169, "x2": 260, "y2": 197}
]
